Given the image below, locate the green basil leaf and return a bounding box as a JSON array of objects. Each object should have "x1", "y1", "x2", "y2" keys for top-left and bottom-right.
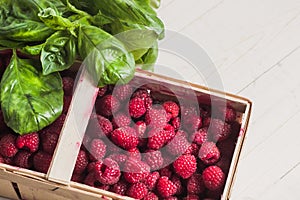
[
  {"x1": 78, "y1": 25, "x2": 135, "y2": 86},
  {"x1": 41, "y1": 31, "x2": 76, "y2": 75},
  {"x1": 21, "y1": 43, "x2": 44, "y2": 56},
  {"x1": 0, "y1": 51, "x2": 63, "y2": 134}
]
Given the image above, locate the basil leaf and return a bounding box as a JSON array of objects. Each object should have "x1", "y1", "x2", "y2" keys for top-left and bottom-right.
[
  {"x1": 0, "y1": 51, "x2": 63, "y2": 134},
  {"x1": 21, "y1": 43, "x2": 44, "y2": 56},
  {"x1": 41, "y1": 31, "x2": 76, "y2": 75},
  {"x1": 78, "y1": 25, "x2": 135, "y2": 86}
]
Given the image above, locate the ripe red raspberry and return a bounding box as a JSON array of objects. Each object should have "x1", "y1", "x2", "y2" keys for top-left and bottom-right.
[
  {"x1": 111, "y1": 126, "x2": 138, "y2": 150},
  {"x1": 218, "y1": 106, "x2": 237, "y2": 122},
  {"x1": 96, "y1": 95, "x2": 120, "y2": 117},
  {"x1": 202, "y1": 117, "x2": 211, "y2": 127},
  {"x1": 183, "y1": 115, "x2": 202, "y2": 133},
  {"x1": 74, "y1": 150, "x2": 89, "y2": 174},
  {"x1": 110, "y1": 180, "x2": 128, "y2": 195},
  {"x1": 83, "y1": 172, "x2": 109, "y2": 190},
  {"x1": 202, "y1": 165, "x2": 225, "y2": 191},
  {"x1": 171, "y1": 117, "x2": 181, "y2": 131},
  {"x1": 71, "y1": 173, "x2": 85, "y2": 183},
  {"x1": 129, "y1": 97, "x2": 147, "y2": 118},
  {"x1": 164, "y1": 124, "x2": 176, "y2": 142},
  {"x1": 33, "y1": 151, "x2": 52, "y2": 173},
  {"x1": 134, "y1": 121, "x2": 147, "y2": 137},
  {"x1": 41, "y1": 114, "x2": 66, "y2": 135},
  {"x1": 112, "y1": 112, "x2": 131, "y2": 129},
  {"x1": 159, "y1": 166, "x2": 173, "y2": 178},
  {"x1": 173, "y1": 154, "x2": 197, "y2": 179},
  {"x1": 13, "y1": 150, "x2": 33, "y2": 169},
  {"x1": 62, "y1": 76, "x2": 74, "y2": 96},
  {"x1": 16, "y1": 132, "x2": 39, "y2": 153},
  {"x1": 63, "y1": 95, "x2": 72, "y2": 114},
  {"x1": 190, "y1": 127, "x2": 208, "y2": 145},
  {"x1": 156, "y1": 176, "x2": 177, "y2": 198},
  {"x1": 95, "y1": 158, "x2": 121, "y2": 185},
  {"x1": 143, "y1": 171, "x2": 160, "y2": 190},
  {"x1": 143, "y1": 192, "x2": 158, "y2": 200},
  {"x1": 187, "y1": 173, "x2": 205, "y2": 194},
  {"x1": 166, "y1": 134, "x2": 190, "y2": 156},
  {"x1": 184, "y1": 143, "x2": 200, "y2": 156},
  {"x1": 98, "y1": 85, "x2": 108, "y2": 97},
  {"x1": 163, "y1": 101, "x2": 179, "y2": 118},
  {"x1": 199, "y1": 142, "x2": 220, "y2": 165},
  {"x1": 126, "y1": 147, "x2": 141, "y2": 160},
  {"x1": 147, "y1": 129, "x2": 167, "y2": 150},
  {"x1": 123, "y1": 159, "x2": 150, "y2": 183},
  {"x1": 40, "y1": 131, "x2": 59, "y2": 154},
  {"x1": 145, "y1": 106, "x2": 168, "y2": 129},
  {"x1": 126, "y1": 182, "x2": 148, "y2": 199},
  {"x1": 132, "y1": 89, "x2": 152, "y2": 110},
  {"x1": 181, "y1": 105, "x2": 198, "y2": 119},
  {"x1": 87, "y1": 160, "x2": 103, "y2": 173},
  {"x1": 143, "y1": 150, "x2": 164, "y2": 170},
  {"x1": 88, "y1": 139, "x2": 106, "y2": 161},
  {"x1": 113, "y1": 84, "x2": 133, "y2": 101},
  {"x1": 209, "y1": 119, "x2": 232, "y2": 142},
  {"x1": 0, "y1": 134, "x2": 18, "y2": 158},
  {"x1": 86, "y1": 114, "x2": 113, "y2": 138},
  {"x1": 183, "y1": 195, "x2": 200, "y2": 200},
  {"x1": 107, "y1": 153, "x2": 127, "y2": 167},
  {"x1": 171, "y1": 175, "x2": 184, "y2": 195}
]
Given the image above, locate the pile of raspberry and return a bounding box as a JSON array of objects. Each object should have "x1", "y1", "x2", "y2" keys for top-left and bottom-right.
[{"x1": 0, "y1": 77, "x2": 241, "y2": 200}]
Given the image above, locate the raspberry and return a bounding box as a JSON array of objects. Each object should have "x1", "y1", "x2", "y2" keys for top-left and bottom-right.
[
  {"x1": 173, "y1": 154, "x2": 197, "y2": 179},
  {"x1": 202, "y1": 117, "x2": 211, "y2": 127},
  {"x1": 183, "y1": 195, "x2": 200, "y2": 200},
  {"x1": 63, "y1": 95, "x2": 72, "y2": 114},
  {"x1": 166, "y1": 134, "x2": 190, "y2": 156},
  {"x1": 171, "y1": 117, "x2": 181, "y2": 131},
  {"x1": 184, "y1": 143, "x2": 200, "y2": 156},
  {"x1": 164, "y1": 124, "x2": 176, "y2": 142},
  {"x1": 71, "y1": 173, "x2": 85, "y2": 183},
  {"x1": 16, "y1": 132, "x2": 39, "y2": 153},
  {"x1": 156, "y1": 176, "x2": 177, "y2": 198},
  {"x1": 209, "y1": 119, "x2": 231, "y2": 142},
  {"x1": 40, "y1": 131, "x2": 59, "y2": 154},
  {"x1": 41, "y1": 114, "x2": 66, "y2": 135},
  {"x1": 13, "y1": 150, "x2": 33, "y2": 169},
  {"x1": 143, "y1": 171, "x2": 160, "y2": 190},
  {"x1": 0, "y1": 134, "x2": 18, "y2": 158},
  {"x1": 33, "y1": 151, "x2": 52, "y2": 173},
  {"x1": 171, "y1": 175, "x2": 184, "y2": 195},
  {"x1": 145, "y1": 106, "x2": 168, "y2": 129},
  {"x1": 202, "y1": 166, "x2": 225, "y2": 191},
  {"x1": 183, "y1": 115, "x2": 202, "y2": 133},
  {"x1": 98, "y1": 85, "x2": 108, "y2": 97},
  {"x1": 127, "y1": 182, "x2": 148, "y2": 199},
  {"x1": 143, "y1": 192, "x2": 158, "y2": 200},
  {"x1": 134, "y1": 121, "x2": 147, "y2": 137},
  {"x1": 110, "y1": 180, "x2": 128, "y2": 195},
  {"x1": 95, "y1": 158, "x2": 121, "y2": 185},
  {"x1": 62, "y1": 76, "x2": 74, "y2": 96},
  {"x1": 107, "y1": 153, "x2": 127, "y2": 168},
  {"x1": 126, "y1": 147, "x2": 142, "y2": 160},
  {"x1": 112, "y1": 112, "x2": 131, "y2": 129},
  {"x1": 159, "y1": 166, "x2": 173, "y2": 178},
  {"x1": 123, "y1": 159, "x2": 150, "y2": 183},
  {"x1": 88, "y1": 139, "x2": 106, "y2": 161},
  {"x1": 96, "y1": 95, "x2": 120, "y2": 117},
  {"x1": 113, "y1": 84, "x2": 133, "y2": 101},
  {"x1": 86, "y1": 114, "x2": 113, "y2": 138},
  {"x1": 74, "y1": 150, "x2": 89, "y2": 174},
  {"x1": 129, "y1": 97, "x2": 147, "y2": 118},
  {"x1": 163, "y1": 101, "x2": 179, "y2": 118},
  {"x1": 218, "y1": 106, "x2": 237, "y2": 122},
  {"x1": 143, "y1": 150, "x2": 164, "y2": 170},
  {"x1": 181, "y1": 105, "x2": 198, "y2": 118},
  {"x1": 83, "y1": 172, "x2": 108, "y2": 189},
  {"x1": 111, "y1": 126, "x2": 138, "y2": 150},
  {"x1": 87, "y1": 160, "x2": 103, "y2": 173},
  {"x1": 187, "y1": 173, "x2": 205, "y2": 194},
  {"x1": 199, "y1": 142, "x2": 220, "y2": 165},
  {"x1": 190, "y1": 128, "x2": 208, "y2": 145},
  {"x1": 147, "y1": 129, "x2": 167, "y2": 150},
  {"x1": 132, "y1": 89, "x2": 152, "y2": 110}
]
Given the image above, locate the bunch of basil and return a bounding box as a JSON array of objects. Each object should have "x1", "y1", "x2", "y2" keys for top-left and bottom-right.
[{"x1": 0, "y1": 0, "x2": 164, "y2": 135}]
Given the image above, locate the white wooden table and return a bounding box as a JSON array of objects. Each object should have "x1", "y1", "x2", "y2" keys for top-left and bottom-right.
[{"x1": 156, "y1": 0, "x2": 300, "y2": 199}]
